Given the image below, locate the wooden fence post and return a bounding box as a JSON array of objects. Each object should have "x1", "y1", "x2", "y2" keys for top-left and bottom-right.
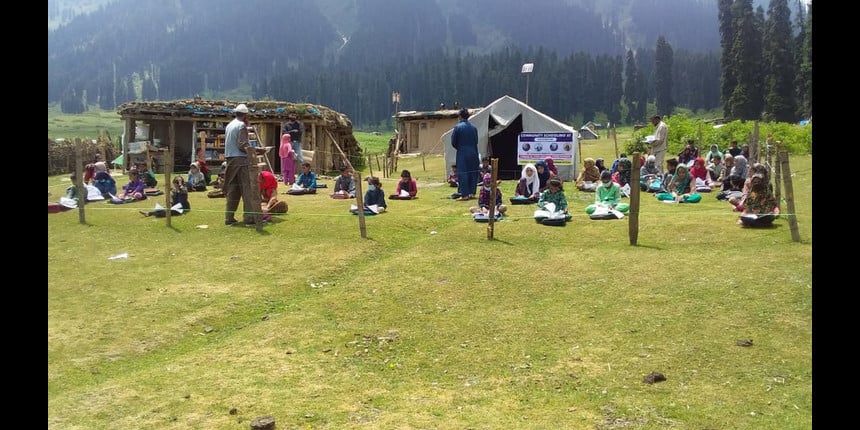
[
  {"x1": 629, "y1": 152, "x2": 641, "y2": 245},
  {"x1": 165, "y1": 121, "x2": 175, "y2": 226},
  {"x1": 778, "y1": 151, "x2": 801, "y2": 243},
  {"x1": 487, "y1": 158, "x2": 499, "y2": 240},
  {"x1": 354, "y1": 172, "x2": 367, "y2": 239},
  {"x1": 773, "y1": 142, "x2": 782, "y2": 205},
  {"x1": 75, "y1": 139, "x2": 86, "y2": 224}
]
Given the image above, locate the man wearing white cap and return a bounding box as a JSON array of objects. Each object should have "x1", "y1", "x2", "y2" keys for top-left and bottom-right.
[{"x1": 223, "y1": 103, "x2": 266, "y2": 226}]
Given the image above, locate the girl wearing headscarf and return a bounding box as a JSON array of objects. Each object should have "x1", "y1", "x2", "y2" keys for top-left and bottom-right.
[
  {"x1": 575, "y1": 158, "x2": 600, "y2": 191},
  {"x1": 639, "y1": 155, "x2": 661, "y2": 192},
  {"x1": 595, "y1": 158, "x2": 607, "y2": 173},
  {"x1": 279, "y1": 133, "x2": 296, "y2": 185},
  {"x1": 704, "y1": 144, "x2": 722, "y2": 164},
  {"x1": 92, "y1": 161, "x2": 116, "y2": 198},
  {"x1": 514, "y1": 164, "x2": 541, "y2": 202},
  {"x1": 611, "y1": 157, "x2": 632, "y2": 187},
  {"x1": 392, "y1": 169, "x2": 418, "y2": 199},
  {"x1": 535, "y1": 160, "x2": 551, "y2": 192},
  {"x1": 731, "y1": 163, "x2": 768, "y2": 210},
  {"x1": 730, "y1": 154, "x2": 749, "y2": 180},
  {"x1": 471, "y1": 173, "x2": 507, "y2": 215},
  {"x1": 543, "y1": 156, "x2": 558, "y2": 177},
  {"x1": 667, "y1": 164, "x2": 693, "y2": 202},
  {"x1": 738, "y1": 170, "x2": 779, "y2": 226}
]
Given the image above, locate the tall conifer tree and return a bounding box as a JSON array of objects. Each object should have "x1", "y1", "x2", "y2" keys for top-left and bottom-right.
[
  {"x1": 654, "y1": 36, "x2": 675, "y2": 116},
  {"x1": 763, "y1": 0, "x2": 796, "y2": 122}
]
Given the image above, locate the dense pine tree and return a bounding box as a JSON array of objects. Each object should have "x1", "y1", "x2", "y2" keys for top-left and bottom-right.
[
  {"x1": 796, "y1": 4, "x2": 812, "y2": 119},
  {"x1": 762, "y1": 0, "x2": 797, "y2": 122},
  {"x1": 718, "y1": 0, "x2": 736, "y2": 119},
  {"x1": 604, "y1": 55, "x2": 623, "y2": 126},
  {"x1": 727, "y1": 0, "x2": 762, "y2": 120},
  {"x1": 624, "y1": 50, "x2": 642, "y2": 124},
  {"x1": 654, "y1": 36, "x2": 675, "y2": 117}
]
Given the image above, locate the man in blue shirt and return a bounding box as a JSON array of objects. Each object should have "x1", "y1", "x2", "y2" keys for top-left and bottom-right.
[{"x1": 451, "y1": 108, "x2": 479, "y2": 201}]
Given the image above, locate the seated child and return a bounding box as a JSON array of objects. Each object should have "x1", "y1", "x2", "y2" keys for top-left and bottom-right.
[
  {"x1": 351, "y1": 176, "x2": 387, "y2": 214},
  {"x1": 544, "y1": 156, "x2": 559, "y2": 178},
  {"x1": 259, "y1": 168, "x2": 287, "y2": 221},
  {"x1": 136, "y1": 161, "x2": 158, "y2": 188},
  {"x1": 534, "y1": 178, "x2": 570, "y2": 223},
  {"x1": 587, "y1": 170, "x2": 630, "y2": 215},
  {"x1": 639, "y1": 155, "x2": 662, "y2": 192},
  {"x1": 140, "y1": 176, "x2": 190, "y2": 217},
  {"x1": 289, "y1": 162, "x2": 317, "y2": 195},
  {"x1": 119, "y1": 169, "x2": 147, "y2": 201},
  {"x1": 512, "y1": 164, "x2": 540, "y2": 202},
  {"x1": 479, "y1": 156, "x2": 493, "y2": 177},
  {"x1": 331, "y1": 166, "x2": 356, "y2": 198},
  {"x1": 447, "y1": 165, "x2": 459, "y2": 188},
  {"x1": 390, "y1": 169, "x2": 418, "y2": 199},
  {"x1": 707, "y1": 154, "x2": 724, "y2": 185},
  {"x1": 195, "y1": 149, "x2": 211, "y2": 185},
  {"x1": 92, "y1": 161, "x2": 117, "y2": 198},
  {"x1": 186, "y1": 162, "x2": 207, "y2": 191},
  {"x1": 51, "y1": 174, "x2": 81, "y2": 211},
  {"x1": 575, "y1": 158, "x2": 600, "y2": 192},
  {"x1": 470, "y1": 173, "x2": 507, "y2": 216},
  {"x1": 738, "y1": 171, "x2": 779, "y2": 227}
]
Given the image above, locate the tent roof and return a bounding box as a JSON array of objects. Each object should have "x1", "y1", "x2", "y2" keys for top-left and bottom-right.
[{"x1": 442, "y1": 95, "x2": 578, "y2": 180}]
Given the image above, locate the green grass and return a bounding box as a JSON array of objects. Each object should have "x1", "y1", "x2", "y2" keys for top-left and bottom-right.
[{"x1": 49, "y1": 130, "x2": 811, "y2": 429}]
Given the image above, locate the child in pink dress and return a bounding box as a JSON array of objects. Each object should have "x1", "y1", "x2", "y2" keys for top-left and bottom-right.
[{"x1": 279, "y1": 133, "x2": 296, "y2": 185}]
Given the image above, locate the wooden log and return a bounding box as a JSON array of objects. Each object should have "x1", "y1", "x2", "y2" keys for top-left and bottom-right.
[
  {"x1": 778, "y1": 151, "x2": 801, "y2": 243},
  {"x1": 629, "y1": 152, "x2": 641, "y2": 245},
  {"x1": 367, "y1": 154, "x2": 374, "y2": 178},
  {"x1": 325, "y1": 129, "x2": 352, "y2": 171}
]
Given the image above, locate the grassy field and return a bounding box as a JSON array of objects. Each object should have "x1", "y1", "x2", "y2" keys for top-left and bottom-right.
[{"x1": 48, "y1": 126, "x2": 812, "y2": 428}]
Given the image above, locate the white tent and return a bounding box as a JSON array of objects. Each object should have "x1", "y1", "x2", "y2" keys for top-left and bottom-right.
[{"x1": 442, "y1": 95, "x2": 578, "y2": 181}]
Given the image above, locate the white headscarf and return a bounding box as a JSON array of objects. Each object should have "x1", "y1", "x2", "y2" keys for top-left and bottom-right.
[{"x1": 521, "y1": 164, "x2": 538, "y2": 195}]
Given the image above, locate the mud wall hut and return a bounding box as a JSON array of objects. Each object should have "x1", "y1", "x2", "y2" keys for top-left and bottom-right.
[{"x1": 116, "y1": 99, "x2": 361, "y2": 174}]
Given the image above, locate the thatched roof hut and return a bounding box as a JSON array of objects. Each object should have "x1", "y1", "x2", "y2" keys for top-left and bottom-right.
[{"x1": 116, "y1": 99, "x2": 360, "y2": 173}]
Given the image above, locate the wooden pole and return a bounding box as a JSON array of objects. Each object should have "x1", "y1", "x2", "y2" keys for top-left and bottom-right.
[
  {"x1": 487, "y1": 158, "x2": 499, "y2": 240},
  {"x1": 375, "y1": 154, "x2": 381, "y2": 172},
  {"x1": 326, "y1": 129, "x2": 353, "y2": 171},
  {"x1": 123, "y1": 119, "x2": 133, "y2": 173},
  {"x1": 778, "y1": 151, "x2": 801, "y2": 243},
  {"x1": 629, "y1": 152, "x2": 641, "y2": 245},
  {"x1": 382, "y1": 154, "x2": 387, "y2": 178},
  {"x1": 354, "y1": 172, "x2": 367, "y2": 239},
  {"x1": 246, "y1": 124, "x2": 263, "y2": 231},
  {"x1": 750, "y1": 122, "x2": 759, "y2": 163},
  {"x1": 367, "y1": 154, "x2": 374, "y2": 178},
  {"x1": 165, "y1": 121, "x2": 175, "y2": 226},
  {"x1": 422, "y1": 155, "x2": 426, "y2": 172},
  {"x1": 74, "y1": 139, "x2": 86, "y2": 224},
  {"x1": 612, "y1": 127, "x2": 618, "y2": 160},
  {"x1": 697, "y1": 122, "x2": 703, "y2": 149},
  {"x1": 773, "y1": 142, "x2": 782, "y2": 205}
]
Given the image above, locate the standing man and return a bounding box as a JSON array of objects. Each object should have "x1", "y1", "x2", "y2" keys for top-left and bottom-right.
[
  {"x1": 224, "y1": 103, "x2": 266, "y2": 226},
  {"x1": 283, "y1": 112, "x2": 305, "y2": 168},
  {"x1": 451, "y1": 108, "x2": 479, "y2": 201},
  {"x1": 649, "y1": 115, "x2": 669, "y2": 169}
]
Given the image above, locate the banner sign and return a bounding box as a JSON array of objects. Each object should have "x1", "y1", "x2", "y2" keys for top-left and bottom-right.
[{"x1": 517, "y1": 132, "x2": 574, "y2": 165}]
